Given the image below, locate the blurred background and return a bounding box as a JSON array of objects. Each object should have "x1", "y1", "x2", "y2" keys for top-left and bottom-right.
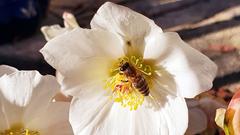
[{"x1": 0, "y1": 0, "x2": 240, "y2": 134}]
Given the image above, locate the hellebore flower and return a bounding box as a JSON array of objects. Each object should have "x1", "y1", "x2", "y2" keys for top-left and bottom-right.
[
  {"x1": 0, "y1": 65, "x2": 73, "y2": 135},
  {"x1": 216, "y1": 89, "x2": 240, "y2": 135},
  {"x1": 40, "y1": 2, "x2": 217, "y2": 135}
]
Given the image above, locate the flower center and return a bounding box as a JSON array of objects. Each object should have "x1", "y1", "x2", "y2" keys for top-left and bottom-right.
[
  {"x1": 105, "y1": 56, "x2": 153, "y2": 110},
  {"x1": 0, "y1": 124, "x2": 40, "y2": 135}
]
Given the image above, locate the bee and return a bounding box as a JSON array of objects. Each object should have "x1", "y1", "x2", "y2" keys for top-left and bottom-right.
[{"x1": 120, "y1": 62, "x2": 149, "y2": 96}]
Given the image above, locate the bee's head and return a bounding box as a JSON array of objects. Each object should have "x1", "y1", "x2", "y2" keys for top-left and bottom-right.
[{"x1": 120, "y1": 62, "x2": 129, "y2": 71}]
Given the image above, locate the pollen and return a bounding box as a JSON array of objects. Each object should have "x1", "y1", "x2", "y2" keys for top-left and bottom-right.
[
  {"x1": 105, "y1": 73, "x2": 144, "y2": 110},
  {"x1": 0, "y1": 124, "x2": 40, "y2": 135},
  {"x1": 105, "y1": 56, "x2": 153, "y2": 110}
]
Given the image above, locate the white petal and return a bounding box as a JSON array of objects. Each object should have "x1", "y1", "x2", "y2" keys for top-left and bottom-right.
[
  {"x1": 0, "y1": 72, "x2": 40, "y2": 127},
  {"x1": 41, "y1": 25, "x2": 70, "y2": 41},
  {"x1": 60, "y1": 57, "x2": 114, "y2": 96},
  {"x1": 23, "y1": 73, "x2": 60, "y2": 123},
  {"x1": 70, "y1": 92, "x2": 188, "y2": 135},
  {"x1": 41, "y1": 28, "x2": 124, "y2": 95},
  {"x1": 0, "y1": 93, "x2": 22, "y2": 130},
  {"x1": 144, "y1": 32, "x2": 217, "y2": 98},
  {"x1": 41, "y1": 12, "x2": 79, "y2": 41},
  {"x1": 41, "y1": 27, "x2": 123, "y2": 76},
  {"x1": 186, "y1": 107, "x2": 207, "y2": 134},
  {"x1": 0, "y1": 65, "x2": 17, "y2": 76},
  {"x1": 91, "y1": 2, "x2": 162, "y2": 56},
  {"x1": 140, "y1": 97, "x2": 188, "y2": 135},
  {"x1": 0, "y1": 71, "x2": 59, "y2": 125},
  {"x1": 157, "y1": 96, "x2": 188, "y2": 135},
  {"x1": 215, "y1": 108, "x2": 226, "y2": 130},
  {"x1": 69, "y1": 84, "x2": 112, "y2": 135},
  {"x1": 62, "y1": 12, "x2": 79, "y2": 29},
  {"x1": 25, "y1": 102, "x2": 73, "y2": 135},
  {"x1": 152, "y1": 69, "x2": 177, "y2": 97},
  {"x1": 101, "y1": 97, "x2": 187, "y2": 135},
  {"x1": 0, "y1": 98, "x2": 7, "y2": 130}
]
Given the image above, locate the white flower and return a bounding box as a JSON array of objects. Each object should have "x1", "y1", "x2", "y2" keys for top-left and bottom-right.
[
  {"x1": 40, "y1": 2, "x2": 217, "y2": 135},
  {"x1": 0, "y1": 65, "x2": 73, "y2": 135}
]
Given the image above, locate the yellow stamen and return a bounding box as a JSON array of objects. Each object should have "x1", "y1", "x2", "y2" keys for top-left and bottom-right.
[
  {"x1": 105, "y1": 73, "x2": 144, "y2": 110},
  {"x1": 0, "y1": 124, "x2": 39, "y2": 135},
  {"x1": 105, "y1": 56, "x2": 154, "y2": 110},
  {"x1": 130, "y1": 56, "x2": 152, "y2": 76}
]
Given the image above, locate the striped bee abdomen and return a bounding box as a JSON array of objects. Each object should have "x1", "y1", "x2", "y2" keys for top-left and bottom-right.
[{"x1": 133, "y1": 75, "x2": 149, "y2": 96}]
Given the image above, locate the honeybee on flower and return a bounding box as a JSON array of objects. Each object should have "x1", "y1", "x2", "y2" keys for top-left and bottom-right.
[{"x1": 41, "y1": 2, "x2": 217, "y2": 135}]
